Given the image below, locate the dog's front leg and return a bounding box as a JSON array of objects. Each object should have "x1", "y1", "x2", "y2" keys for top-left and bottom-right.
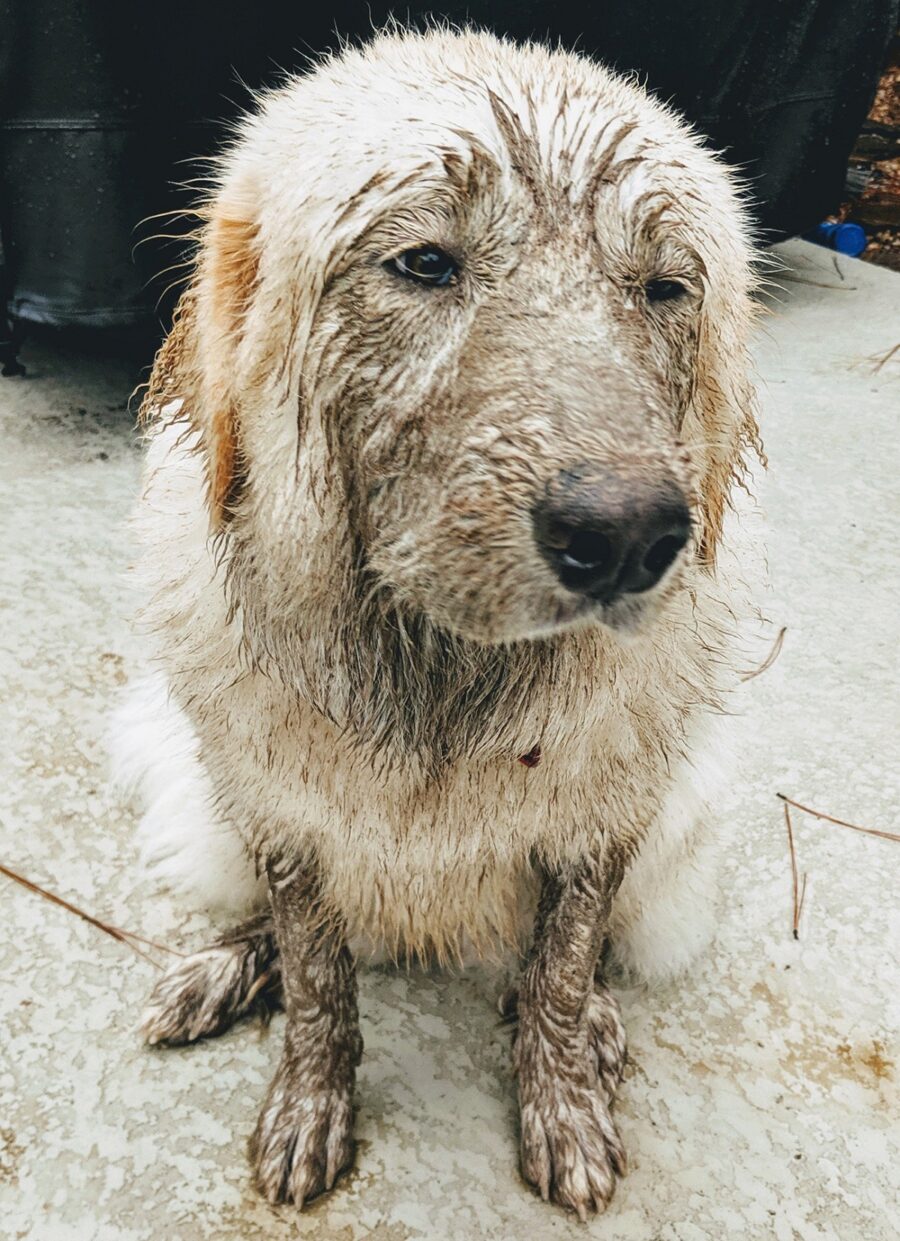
[
  {"x1": 516, "y1": 850, "x2": 627, "y2": 1220},
  {"x1": 249, "y1": 862, "x2": 361, "y2": 1207}
]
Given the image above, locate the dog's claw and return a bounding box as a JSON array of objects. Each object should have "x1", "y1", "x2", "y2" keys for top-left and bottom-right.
[
  {"x1": 520, "y1": 1085, "x2": 622, "y2": 1218},
  {"x1": 249, "y1": 1059, "x2": 355, "y2": 1207}
]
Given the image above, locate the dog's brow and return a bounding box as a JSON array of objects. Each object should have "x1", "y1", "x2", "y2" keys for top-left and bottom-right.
[
  {"x1": 582, "y1": 119, "x2": 641, "y2": 210},
  {"x1": 487, "y1": 89, "x2": 546, "y2": 203},
  {"x1": 331, "y1": 164, "x2": 438, "y2": 232}
]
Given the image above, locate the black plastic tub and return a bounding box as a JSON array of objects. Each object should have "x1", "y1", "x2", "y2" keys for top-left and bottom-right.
[{"x1": 0, "y1": 0, "x2": 896, "y2": 353}]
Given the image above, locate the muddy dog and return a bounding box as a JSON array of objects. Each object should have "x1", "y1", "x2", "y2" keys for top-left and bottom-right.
[{"x1": 115, "y1": 27, "x2": 762, "y2": 1220}]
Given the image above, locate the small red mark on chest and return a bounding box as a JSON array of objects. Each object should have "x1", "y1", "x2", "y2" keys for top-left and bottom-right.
[{"x1": 518, "y1": 744, "x2": 542, "y2": 768}]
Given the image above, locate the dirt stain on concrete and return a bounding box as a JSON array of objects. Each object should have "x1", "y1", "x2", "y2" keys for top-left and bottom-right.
[
  {"x1": 836, "y1": 1039, "x2": 894, "y2": 1082},
  {"x1": 0, "y1": 1128, "x2": 26, "y2": 1184}
]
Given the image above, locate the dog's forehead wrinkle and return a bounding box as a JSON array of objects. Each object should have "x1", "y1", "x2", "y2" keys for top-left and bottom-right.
[{"x1": 254, "y1": 42, "x2": 708, "y2": 224}]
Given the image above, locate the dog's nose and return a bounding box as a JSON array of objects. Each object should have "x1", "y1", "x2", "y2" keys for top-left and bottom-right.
[{"x1": 532, "y1": 468, "x2": 692, "y2": 601}]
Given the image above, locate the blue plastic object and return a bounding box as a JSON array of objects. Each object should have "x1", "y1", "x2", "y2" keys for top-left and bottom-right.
[{"x1": 807, "y1": 221, "x2": 867, "y2": 257}]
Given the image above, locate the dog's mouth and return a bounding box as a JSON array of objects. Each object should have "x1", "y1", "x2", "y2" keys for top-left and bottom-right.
[
  {"x1": 509, "y1": 528, "x2": 691, "y2": 642},
  {"x1": 534, "y1": 585, "x2": 669, "y2": 640},
  {"x1": 369, "y1": 502, "x2": 691, "y2": 647},
  {"x1": 427, "y1": 572, "x2": 679, "y2": 648}
]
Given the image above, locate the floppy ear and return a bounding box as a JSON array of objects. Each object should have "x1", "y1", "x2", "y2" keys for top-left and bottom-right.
[
  {"x1": 689, "y1": 279, "x2": 764, "y2": 566},
  {"x1": 141, "y1": 197, "x2": 260, "y2": 531}
]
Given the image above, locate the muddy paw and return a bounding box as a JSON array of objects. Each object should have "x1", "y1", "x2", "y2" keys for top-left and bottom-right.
[
  {"x1": 249, "y1": 1064, "x2": 355, "y2": 1207},
  {"x1": 140, "y1": 941, "x2": 280, "y2": 1046},
  {"x1": 519, "y1": 1077, "x2": 626, "y2": 1220},
  {"x1": 500, "y1": 984, "x2": 627, "y2": 1104},
  {"x1": 584, "y1": 988, "x2": 627, "y2": 1103}
]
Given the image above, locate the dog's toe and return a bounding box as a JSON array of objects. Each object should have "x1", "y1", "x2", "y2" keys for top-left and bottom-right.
[
  {"x1": 520, "y1": 1084, "x2": 624, "y2": 1219},
  {"x1": 249, "y1": 1066, "x2": 355, "y2": 1207}
]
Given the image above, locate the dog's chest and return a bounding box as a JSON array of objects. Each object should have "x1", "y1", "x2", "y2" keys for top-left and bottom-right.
[
  {"x1": 198, "y1": 659, "x2": 687, "y2": 955},
  {"x1": 172, "y1": 550, "x2": 726, "y2": 955}
]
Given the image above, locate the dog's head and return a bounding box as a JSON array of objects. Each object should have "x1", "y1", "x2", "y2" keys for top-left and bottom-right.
[{"x1": 149, "y1": 29, "x2": 760, "y2": 648}]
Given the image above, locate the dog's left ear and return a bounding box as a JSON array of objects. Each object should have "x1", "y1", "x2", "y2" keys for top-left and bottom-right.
[
  {"x1": 142, "y1": 185, "x2": 261, "y2": 531},
  {"x1": 688, "y1": 276, "x2": 764, "y2": 565},
  {"x1": 198, "y1": 208, "x2": 261, "y2": 527}
]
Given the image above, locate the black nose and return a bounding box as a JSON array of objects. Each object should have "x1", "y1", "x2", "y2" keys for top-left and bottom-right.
[{"x1": 532, "y1": 467, "x2": 692, "y2": 601}]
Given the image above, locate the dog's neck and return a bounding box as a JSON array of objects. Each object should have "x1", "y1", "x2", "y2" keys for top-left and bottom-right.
[
  {"x1": 337, "y1": 583, "x2": 567, "y2": 776},
  {"x1": 227, "y1": 534, "x2": 615, "y2": 779}
]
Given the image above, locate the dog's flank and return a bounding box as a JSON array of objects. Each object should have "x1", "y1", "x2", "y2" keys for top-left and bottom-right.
[{"x1": 121, "y1": 25, "x2": 761, "y2": 1219}]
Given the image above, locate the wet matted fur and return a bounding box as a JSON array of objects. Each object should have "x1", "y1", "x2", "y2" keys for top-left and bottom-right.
[{"x1": 114, "y1": 26, "x2": 763, "y2": 1219}]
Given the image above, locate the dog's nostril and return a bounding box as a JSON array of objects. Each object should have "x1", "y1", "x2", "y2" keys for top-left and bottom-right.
[
  {"x1": 562, "y1": 529, "x2": 615, "y2": 572},
  {"x1": 533, "y1": 467, "x2": 691, "y2": 605},
  {"x1": 642, "y1": 532, "x2": 687, "y2": 578}
]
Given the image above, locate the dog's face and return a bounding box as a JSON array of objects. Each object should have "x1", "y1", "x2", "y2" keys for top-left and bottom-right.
[
  {"x1": 314, "y1": 126, "x2": 702, "y2": 643},
  {"x1": 156, "y1": 31, "x2": 759, "y2": 648}
]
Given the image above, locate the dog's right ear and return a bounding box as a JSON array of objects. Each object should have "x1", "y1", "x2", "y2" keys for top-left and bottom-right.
[{"x1": 141, "y1": 188, "x2": 260, "y2": 531}]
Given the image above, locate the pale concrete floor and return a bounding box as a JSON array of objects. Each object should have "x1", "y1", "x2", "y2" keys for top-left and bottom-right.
[{"x1": 1, "y1": 239, "x2": 897, "y2": 1241}]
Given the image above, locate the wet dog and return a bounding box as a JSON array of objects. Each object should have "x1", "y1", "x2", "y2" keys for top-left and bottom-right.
[{"x1": 116, "y1": 27, "x2": 761, "y2": 1218}]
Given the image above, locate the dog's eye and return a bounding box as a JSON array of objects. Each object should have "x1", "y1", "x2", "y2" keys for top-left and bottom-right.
[
  {"x1": 388, "y1": 247, "x2": 459, "y2": 287},
  {"x1": 645, "y1": 278, "x2": 688, "y2": 303}
]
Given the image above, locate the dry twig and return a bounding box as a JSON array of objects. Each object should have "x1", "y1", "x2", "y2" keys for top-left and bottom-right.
[
  {"x1": 776, "y1": 794, "x2": 900, "y2": 843},
  {"x1": 0, "y1": 861, "x2": 182, "y2": 968},
  {"x1": 872, "y1": 341, "x2": 900, "y2": 372},
  {"x1": 782, "y1": 801, "x2": 808, "y2": 940},
  {"x1": 777, "y1": 792, "x2": 897, "y2": 941},
  {"x1": 779, "y1": 273, "x2": 858, "y2": 291}
]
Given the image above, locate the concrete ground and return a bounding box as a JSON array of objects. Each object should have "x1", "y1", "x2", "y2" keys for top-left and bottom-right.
[{"x1": 1, "y1": 238, "x2": 897, "y2": 1241}]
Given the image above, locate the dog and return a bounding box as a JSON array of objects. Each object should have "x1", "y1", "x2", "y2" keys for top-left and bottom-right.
[{"x1": 115, "y1": 26, "x2": 762, "y2": 1219}]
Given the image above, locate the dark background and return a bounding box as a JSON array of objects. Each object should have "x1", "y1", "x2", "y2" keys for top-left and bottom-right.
[{"x1": 0, "y1": 0, "x2": 896, "y2": 354}]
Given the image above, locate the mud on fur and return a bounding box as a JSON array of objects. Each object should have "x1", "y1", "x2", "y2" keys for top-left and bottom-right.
[{"x1": 113, "y1": 25, "x2": 763, "y2": 1218}]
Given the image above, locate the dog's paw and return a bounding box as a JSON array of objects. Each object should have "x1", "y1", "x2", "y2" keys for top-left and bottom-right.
[
  {"x1": 519, "y1": 1075, "x2": 626, "y2": 1220},
  {"x1": 584, "y1": 988, "x2": 627, "y2": 1103},
  {"x1": 249, "y1": 1064, "x2": 355, "y2": 1207},
  {"x1": 500, "y1": 983, "x2": 627, "y2": 1105},
  {"x1": 140, "y1": 941, "x2": 280, "y2": 1046}
]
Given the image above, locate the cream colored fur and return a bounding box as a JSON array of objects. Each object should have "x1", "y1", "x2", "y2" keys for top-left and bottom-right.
[{"x1": 116, "y1": 27, "x2": 763, "y2": 979}]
